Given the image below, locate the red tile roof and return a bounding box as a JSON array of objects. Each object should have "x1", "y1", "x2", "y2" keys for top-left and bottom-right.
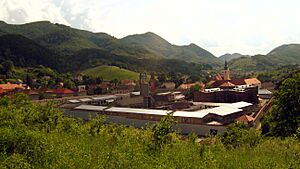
[
  {"x1": 178, "y1": 82, "x2": 204, "y2": 90},
  {"x1": 51, "y1": 89, "x2": 74, "y2": 94},
  {"x1": 244, "y1": 78, "x2": 261, "y2": 85},
  {"x1": 0, "y1": 89, "x2": 7, "y2": 94},
  {"x1": 215, "y1": 74, "x2": 223, "y2": 80},
  {"x1": 0, "y1": 83, "x2": 25, "y2": 90},
  {"x1": 207, "y1": 78, "x2": 249, "y2": 88},
  {"x1": 121, "y1": 79, "x2": 135, "y2": 85}
]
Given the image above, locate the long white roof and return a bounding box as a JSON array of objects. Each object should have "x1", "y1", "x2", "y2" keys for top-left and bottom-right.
[
  {"x1": 75, "y1": 105, "x2": 107, "y2": 111},
  {"x1": 193, "y1": 101, "x2": 252, "y2": 109},
  {"x1": 106, "y1": 107, "x2": 171, "y2": 115},
  {"x1": 74, "y1": 102, "x2": 245, "y2": 118},
  {"x1": 92, "y1": 95, "x2": 118, "y2": 101}
]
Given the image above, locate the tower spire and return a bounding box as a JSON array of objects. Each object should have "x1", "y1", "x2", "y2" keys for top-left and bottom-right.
[
  {"x1": 224, "y1": 56, "x2": 228, "y2": 70},
  {"x1": 223, "y1": 56, "x2": 230, "y2": 80}
]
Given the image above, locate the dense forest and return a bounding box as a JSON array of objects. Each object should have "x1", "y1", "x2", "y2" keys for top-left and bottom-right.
[{"x1": 0, "y1": 72, "x2": 299, "y2": 168}]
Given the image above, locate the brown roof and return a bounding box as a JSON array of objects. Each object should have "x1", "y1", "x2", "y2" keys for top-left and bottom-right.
[
  {"x1": 52, "y1": 89, "x2": 74, "y2": 94},
  {"x1": 207, "y1": 78, "x2": 248, "y2": 88},
  {"x1": 230, "y1": 79, "x2": 247, "y2": 85},
  {"x1": 0, "y1": 83, "x2": 25, "y2": 90},
  {"x1": 121, "y1": 79, "x2": 135, "y2": 84},
  {"x1": 0, "y1": 88, "x2": 7, "y2": 94},
  {"x1": 207, "y1": 80, "x2": 216, "y2": 86},
  {"x1": 215, "y1": 74, "x2": 223, "y2": 80},
  {"x1": 236, "y1": 115, "x2": 255, "y2": 123},
  {"x1": 99, "y1": 83, "x2": 109, "y2": 89},
  {"x1": 178, "y1": 82, "x2": 204, "y2": 90},
  {"x1": 219, "y1": 81, "x2": 236, "y2": 87},
  {"x1": 244, "y1": 78, "x2": 261, "y2": 85}
]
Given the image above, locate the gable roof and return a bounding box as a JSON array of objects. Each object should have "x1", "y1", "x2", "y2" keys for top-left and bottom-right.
[
  {"x1": 219, "y1": 81, "x2": 236, "y2": 88},
  {"x1": 244, "y1": 78, "x2": 261, "y2": 85},
  {"x1": 52, "y1": 89, "x2": 74, "y2": 94},
  {"x1": 178, "y1": 82, "x2": 204, "y2": 90},
  {"x1": 207, "y1": 78, "x2": 248, "y2": 88},
  {"x1": 230, "y1": 79, "x2": 247, "y2": 85},
  {"x1": 236, "y1": 114, "x2": 254, "y2": 123},
  {"x1": 0, "y1": 83, "x2": 25, "y2": 90},
  {"x1": 215, "y1": 74, "x2": 223, "y2": 80}
]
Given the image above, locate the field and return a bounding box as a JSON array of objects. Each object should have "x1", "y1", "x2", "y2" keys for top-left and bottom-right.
[{"x1": 82, "y1": 65, "x2": 140, "y2": 81}]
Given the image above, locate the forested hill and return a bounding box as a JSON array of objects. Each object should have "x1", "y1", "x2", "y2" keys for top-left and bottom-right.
[
  {"x1": 1, "y1": 21, "x2": 300, "y2": 73},
  {"x1": 228, "y1": 44, "x2": 300, "y2": 71},
  {"x1": 120, "y1": 32, "x2": 220, "y2": 64},
  {"x1": 0, "y1": 21, "x2": 221, "y2": 66},
  {"x1": 0, "y1": 33, "x2": 213, "y2": 79},
  {"x1": 219, "y1": 53, "x2": 250, "y2": 61}
]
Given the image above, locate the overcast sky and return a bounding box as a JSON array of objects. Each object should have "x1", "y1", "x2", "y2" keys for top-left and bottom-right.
[{"x1": 1, "y1": 0, "x2": 300, "y2": 56}]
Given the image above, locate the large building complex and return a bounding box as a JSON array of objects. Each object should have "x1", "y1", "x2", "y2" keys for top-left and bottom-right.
[
  {"x1": 60, "y1": 59, "x2": 266, "y2": 136},
  {"x1": 194, "y1": 59, "x2": 261, "y2": 104},
  {"x1": 63, "y1": 101, "x2": 254, "y2": 136}
]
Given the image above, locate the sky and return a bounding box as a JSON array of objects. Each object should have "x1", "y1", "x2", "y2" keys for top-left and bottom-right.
[{"x1": 0, "y1": 0, "x2": 300, "y2": 56}]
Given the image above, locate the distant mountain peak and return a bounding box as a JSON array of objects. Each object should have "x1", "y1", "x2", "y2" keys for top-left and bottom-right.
[
  {"x1": 219, "y1": 53, "x2": 250, "y2": 61},
  {"x1": 187, "y1": 43, "x2": 198, "y2": 47},
  {"x1": 144, "y1": 31, "x2": 158, "y2": 36}
]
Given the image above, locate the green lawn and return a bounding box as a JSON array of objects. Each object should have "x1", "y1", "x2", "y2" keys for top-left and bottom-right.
[{"x1": 82, "y1": 65, "x2": 140, "y2": 81}]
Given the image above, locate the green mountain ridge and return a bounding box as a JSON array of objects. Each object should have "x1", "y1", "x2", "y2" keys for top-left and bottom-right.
[
  {"x1": 0, "y1": 34, "x2": 212, "y2": 81},
  {"x1": 228, "y1": 44, "x2": 300, "y2": 71},
  {"x1": 120, "y1": 32, "x2": 221, "y2": 65},
  {"x1": 1, "y1": 21, "x2": 300, "y2": 73},
  {"x1": 219, "y1": 53, "x2": 250, "y2": 61},
  {"x1": 0, "y1": 21, "x2": 221, "y2": 66}
]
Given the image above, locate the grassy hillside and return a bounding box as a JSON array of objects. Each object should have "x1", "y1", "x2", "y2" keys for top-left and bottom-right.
[{"x1": 82, "y1": 65, "x2": 140, "y2": 81}]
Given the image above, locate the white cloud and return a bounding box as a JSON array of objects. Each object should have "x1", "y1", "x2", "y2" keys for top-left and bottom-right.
[
  {"x1": 0, "y1": 0, "x2": 69, "y2": 25},
  {"x1": 1, "y1": 0, "x2": 300, "y2": 56}
]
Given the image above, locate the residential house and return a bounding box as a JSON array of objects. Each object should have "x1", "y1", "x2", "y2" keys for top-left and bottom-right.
[{"x1": 52, "y1": 88, "x2": 75, "y2": 98}]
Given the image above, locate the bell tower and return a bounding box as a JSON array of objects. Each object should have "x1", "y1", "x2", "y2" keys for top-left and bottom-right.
[{"x1": 223, "y1": 57, "x2": 230, "y2": 80}]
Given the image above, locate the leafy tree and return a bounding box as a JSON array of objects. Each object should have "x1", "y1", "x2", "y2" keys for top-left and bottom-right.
[
  {"x1": 151, "y1": 113, "x2": 177, "y2": 149},
  {"x1": 63, "y1": 79, "x2": 75, "y2": 89},
  {"x1": 221, "y1": 123, "x2": 261, "y2": 148},
  {"x1": 186, "y1": 84, "x2": 201, "y2": 100},
  {"x1": 263, "y1": 72, "x2": 300, "y2": 137},
  {"x1": 1, "y1": 60, "x2": 14, "y2": 78},
  {"x1": 25, "y1": 74, "x2": 33, "y2": 88},
  {"x1": 157, "y1": 73, "x2": 166, "y2": 83}
]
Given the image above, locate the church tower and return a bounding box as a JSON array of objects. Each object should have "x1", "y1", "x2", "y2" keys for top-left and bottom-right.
[{"x1": 223, "y1": 57, "x2": 230, "y2": 80}]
